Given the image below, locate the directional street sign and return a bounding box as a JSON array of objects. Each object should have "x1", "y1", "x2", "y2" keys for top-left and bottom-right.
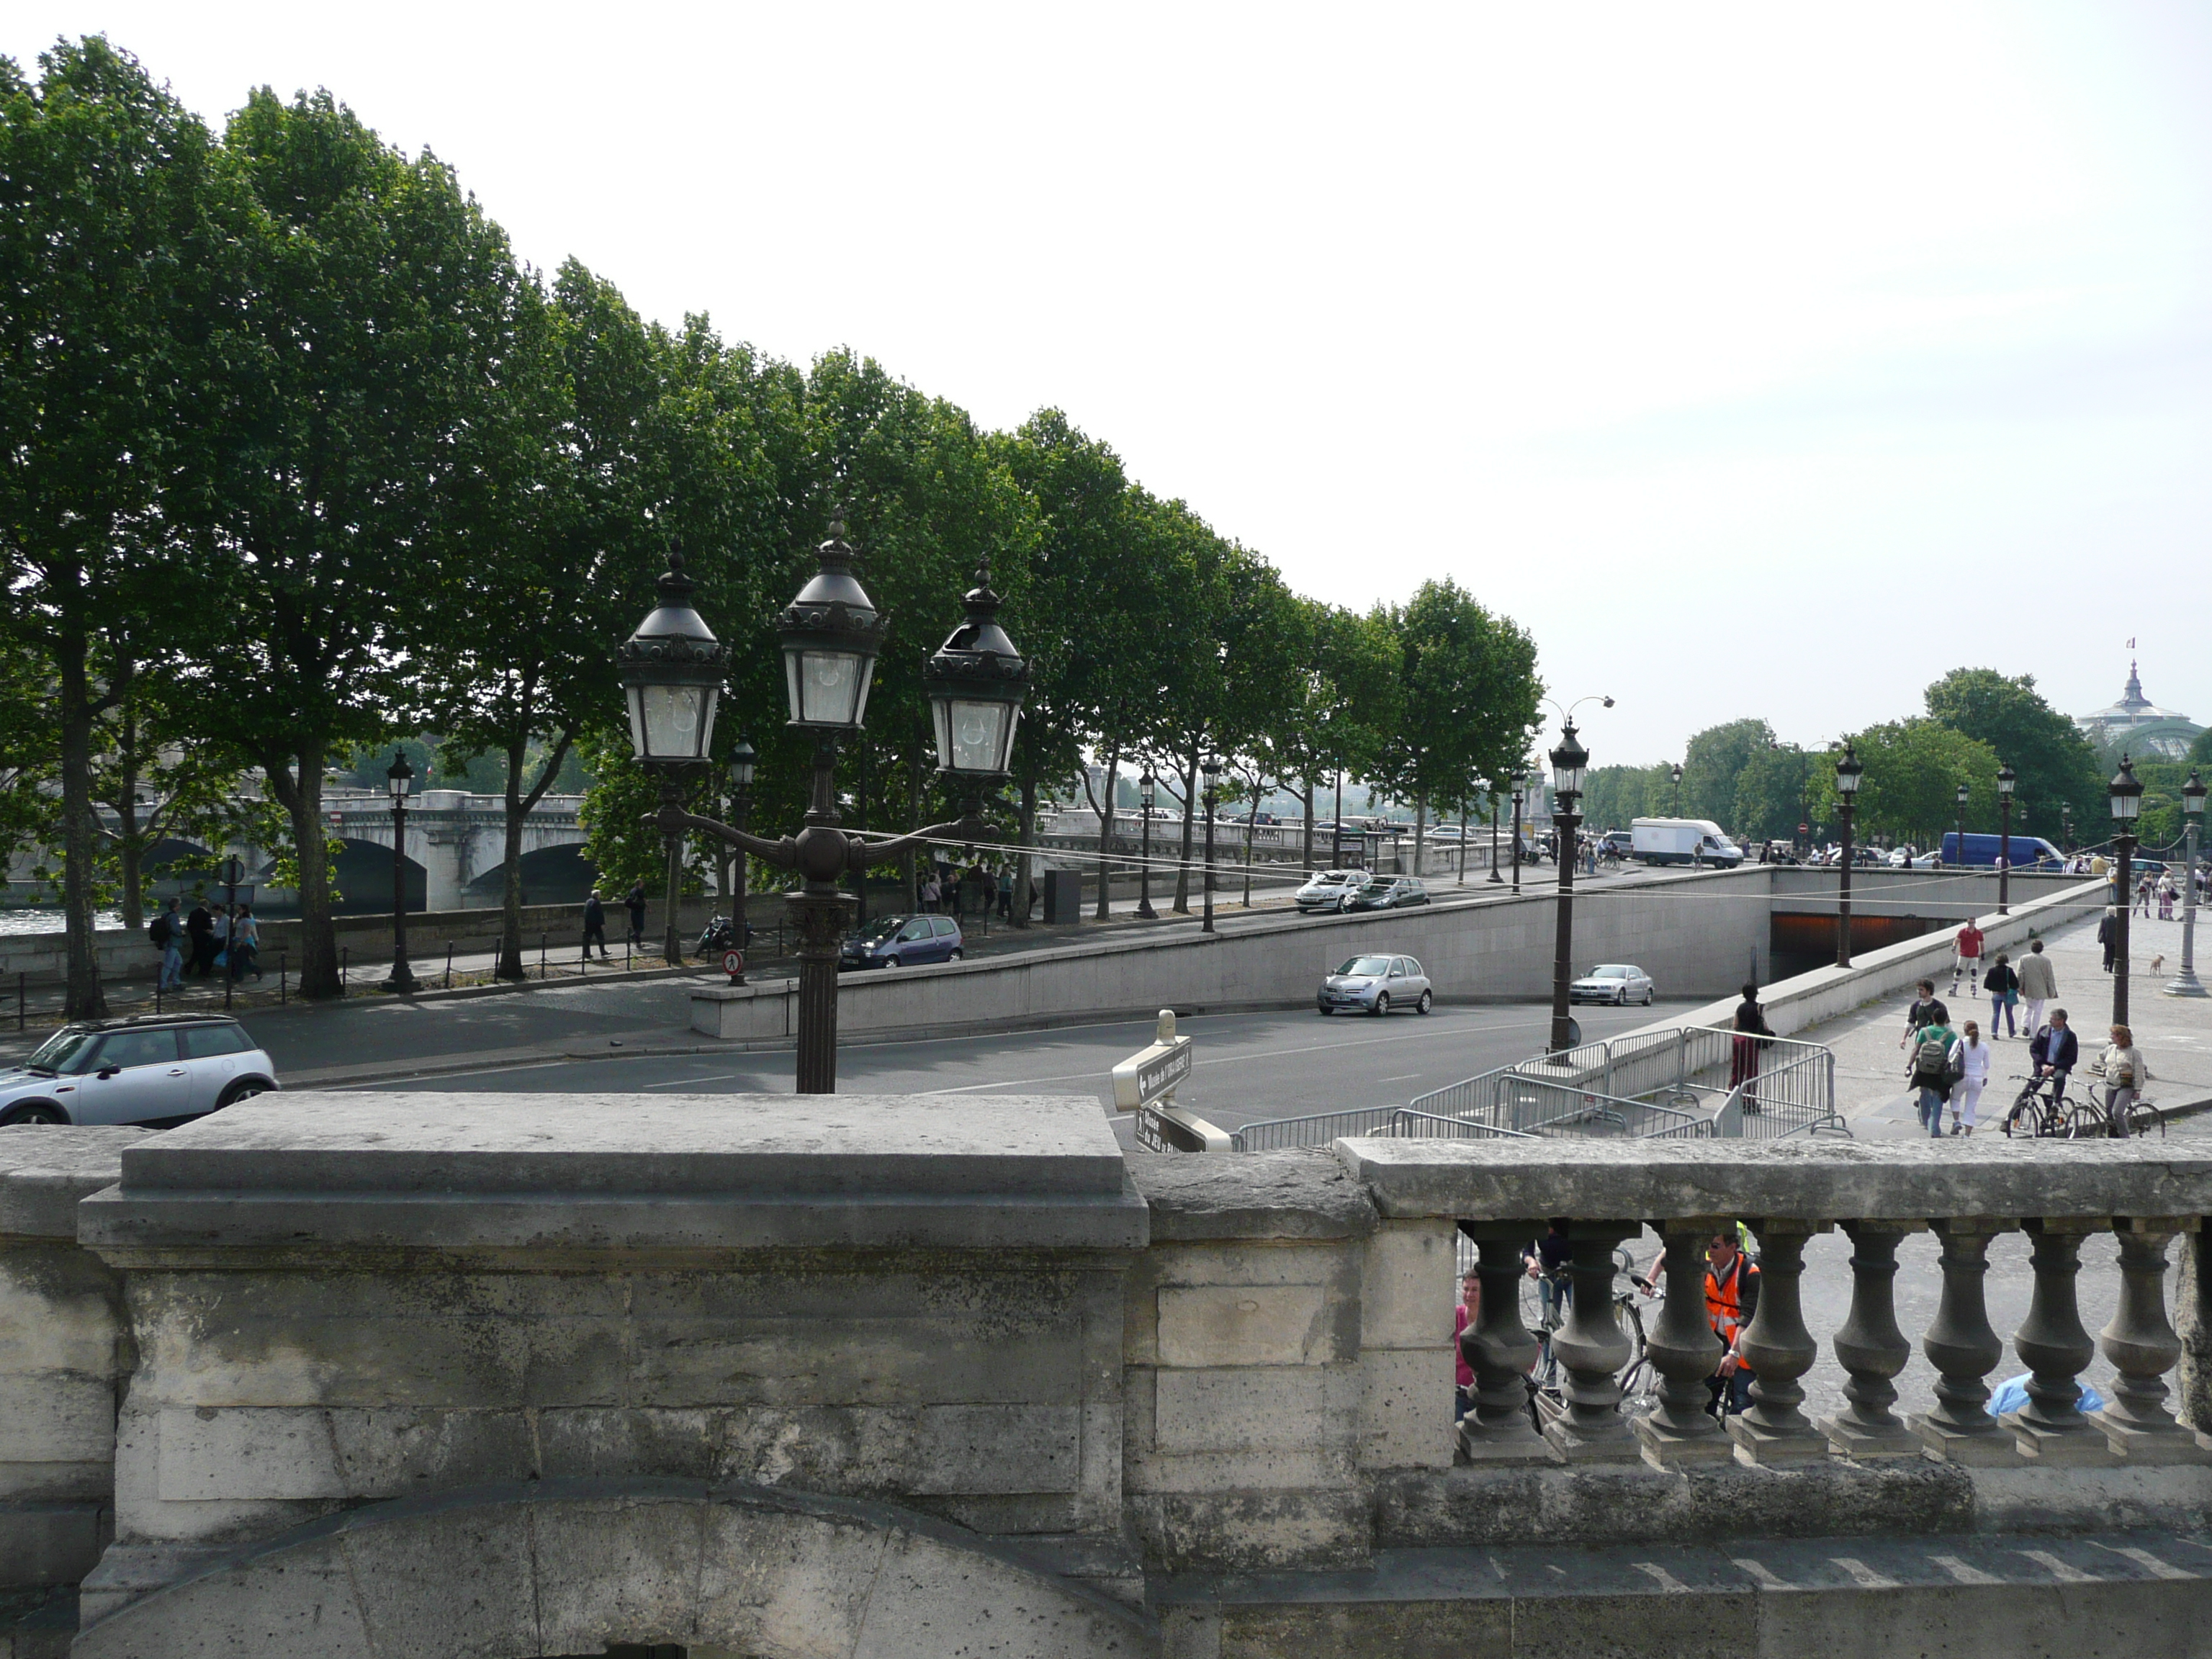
[{"x1": 1112, "y1": 1009, "x2": 1195, "y2": 1111}]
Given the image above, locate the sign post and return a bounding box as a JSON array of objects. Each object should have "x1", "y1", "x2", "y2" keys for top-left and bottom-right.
[
  {"x1": 721, "y1": 948, "x2": 746, "y2": 984},
  {"x1": 1111, "y1": 1010, "x2": 1228, "y2": 1152}
]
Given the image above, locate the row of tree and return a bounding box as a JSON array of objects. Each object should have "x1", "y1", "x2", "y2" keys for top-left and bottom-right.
[
  {"x1": 3, "y1": 38, "x2": 1547, "y2": 1017},
  {"x1": 1581, "y1": 669, "x2": 2204, "y2": 850}
]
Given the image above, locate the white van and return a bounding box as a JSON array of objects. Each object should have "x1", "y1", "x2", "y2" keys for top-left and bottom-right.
[{"x1": 1630, "y1": 817, "x2": 1744, "y2": 868}]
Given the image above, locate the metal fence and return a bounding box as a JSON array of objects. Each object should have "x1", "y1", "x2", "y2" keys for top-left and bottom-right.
[{"x1": 1227, "y1": 1105, "x2": 1539, "y2": 1152}]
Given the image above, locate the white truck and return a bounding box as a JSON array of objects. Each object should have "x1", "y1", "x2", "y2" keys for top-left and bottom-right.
[{"x1": 1630, "y1": 817, "x2": 1744, "y2": 868}]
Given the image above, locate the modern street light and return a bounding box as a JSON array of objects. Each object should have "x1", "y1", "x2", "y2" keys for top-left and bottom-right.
[
  {"x1": 1510, "y1": 770, "x2": 1527, "y2": 896},
  {"x1": 1546, "y1": 724, "x2": 1590, "y2": 1054},
  {"x1": 2109, "y1": 755, "x2": 2143, "y2": 1028},
  {"x1": 1670, "y1": 761, "x2": 1683, "y2": 818},
  {"x1": 1138, "y1": 770, "x2": 1159, "y2": 920},
  {"x1": 724, "y1": 738, "x2": 756, "y2": 983},
  {"x1": 1996, "y1": 760, "x2": 2016, "y2": 914},
  {"x1": 379, "y1": 751, "x2": 419, "y2": 994},
  {"x1": 1954, "y1": 781, "x2": 1969, "y2": 871},
  {"x1": 2168, "y1": 770, "x2": 2206, "y2": 998},
  {"x1": 626, "y1": 521, "x2": 1028, "y2": 1093},
  {"x1": 1200, "y1": 755, "x2": 1223, "y2": 935},
  {"x1": 1834, "y1": 745, "x2": 1863, "y2": 968}
]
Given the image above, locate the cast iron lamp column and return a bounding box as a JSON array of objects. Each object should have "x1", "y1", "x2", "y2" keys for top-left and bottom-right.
[
  {"x1": 379, "y1": 752, "x2": 419, "y2": 993},
  {"x1": 1547, "y1": 723, "x2": 1589, "y2": 1054},
  {"x1": 1201, "y1": 756, "x2": 1223, "y2": 935},
  {"x1": 2110, "y1": 755, "x2": 2143, "y2": 1028},
  {"x1": 1487, "y1": 781, "x2": 1503, "y2": 884},
  {"x1": 2167, "y1": 771, "x2": 2206, "y2": 997},
  {"x1": 1954, "y1": 781, "x2": 1968, "y2": 871},
  {"x1": 1835, "y1": 745, "x2": 1863, "y2": 968},
  {"x1": 725, "y1": 739, "x2": 755, "y2": 983},
  {"x1": 1138, "y1": 771, "x2": 1159, "y2": 919},
  {"x1": 1510, "y1": 771, "x2": 1527, "y2": 895},
  {"x1": 1997, "y1": 761, "x2": 2015, "y2": 914},
  {"x1": 2062, "y1": 804, "x2": 2073, "y2": 855},
  {"x1": 1671, "y1": 761, "x2": 1683, "y2": 818}
]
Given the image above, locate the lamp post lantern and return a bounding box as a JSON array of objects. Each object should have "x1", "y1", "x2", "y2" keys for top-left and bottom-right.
[
  {"x1": 2109, "y1": 755, "x2": 2143, "y2": 1028},
  {"x1": 1509, "y1": 770, "x2": 1527, "y2": 896},
  {"x1": 1995, "y1": 761, "x2": 2015, "y2": 914},
  {"x1": 1137, "y1": 771, "x2": 1159, "y2": 919},
  {"x1": 628, "y1": 523, "x2": 1026, "y2": 1094},
  {"x1": 1834, "y1": 745, "x2": 1863, "y2": 968},
  {"x1": 1954, "y1": 781, "x2": 1969, "y2": 871},
  {"x1": 1200, "y1": 755, "x2": 1223, "y2": 935},
  {"x1": 1546, "y1": 724, "x2": 1589, "y2": 1054},
  {"x1": 724, "y1": 739, "x2": 756, "y2": 982},
  {"x1": 2168, "y1": 771, "x2": 2206, "y2": 997},
  {"x1": 379, "y1": 752, "x2": 419, "y2": 994},
  {"x1": 1670, "y1": 761, "x2": 1683, "y2": 819}
]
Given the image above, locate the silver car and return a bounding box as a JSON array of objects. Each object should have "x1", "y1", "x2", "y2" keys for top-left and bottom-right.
[
  {"x1": 1317, "y1": 953, "x2": 1433, "y2": 1016},
  {"x1": 1294, "y1": 870, "x2": 1364, "y2": 911},
  {"x1": 0, "y1": 1015, "x2": 279, "y2": 1127},
  {"x1": 1568, "y1": 963, "x2": 1655, "y2": 1007}
]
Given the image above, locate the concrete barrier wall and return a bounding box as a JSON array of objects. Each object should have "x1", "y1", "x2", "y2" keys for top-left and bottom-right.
[
  {"x1": 695, "y1": 866, "x2": 1777, "y2": 1043},
  {"x1": 1768, "y1": 866, "x2": 2087, "y2": 917}
]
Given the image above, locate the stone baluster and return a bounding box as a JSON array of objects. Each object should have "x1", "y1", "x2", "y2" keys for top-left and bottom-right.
[
  {"x1": 1633, "y1": 1218, "x2": 1732, "y2": 1467},
  {"x1": 2005, "y1": 1217, "x2": 2120, "y2": 1465},
  {"x1": 1911, "y1": 1217, "x2": 2018, "y2": 1463},
  {"x1": 1816, "y1": 1221, "x2": 1924, "y2": 1459},
  {"x1": 1726, "y1": 1218, "x2": 1833, "y2": 1464},
  {"x1": 1542, "y1": 1220, "x2": 1644, "y2": 1462},
  {"x1": 1457, "y1": 1223, "x2": 1551, "y2": 1463},
  {"x1": 2094, "y1": 1218, "x2": 2212, "y2": 1464}
]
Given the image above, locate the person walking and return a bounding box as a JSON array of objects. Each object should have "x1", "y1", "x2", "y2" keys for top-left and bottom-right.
[
  {"x1": 1950, "y1": 920, "x2": 1984, "y2": 997},
  {"x1": 1907, "y1": 1011, "x2": 1959, "y2": 1138},
  {"x1": 624, "y1": 882, "x2": 647, "y2": 951},
  {"x1": 2098, "y1": 906, "x2": 2120, "y2": 973},
  {"x1": 229, "y1": 904, "x2": 261, "y2": 981},
  {"x1": 920, "y1": 872, "x2": 940, "y2": 914},
  {"x1": 1728, "y1": 982, "x2": 1770, "y2": 1114},
  {"x1": 1981, "y1": 952, "x2": 2018, "y2": 1038},
  {"x1": 151, "y1": 897, "x2": 186, "y2": 991},
  {"x1": 2098, "y1": 1023, "x2": 2152, "y2": 1137},
  {"x1": 2156, "y1": 873, "x2": 2176, "y2": 921},
  {"x1": 2016, "y1": 938, "x2": 2057, "y2": 1035},
  {"x1": 1948, "y1": 1020, "x2": 1990, "y2": 1136},
  {"x1": 1453, "y1": 1268, "x2": 1480, "y2": 1423},
  {"x1": 980, "y1": 865, "x2": 999, "y2": 923},
  {"x1": 2135, "y1": 873, "x2": 2154, "y2": 918},
  {"x1": 1899, "y1": 979, "x2": 1949, "y2": 1048},
  {"x1": 583, "y1": 890, "x2": 609, "y2": 960},
  {"x1": 184, "y1": 896, "x2": 217, "y2": 979}
]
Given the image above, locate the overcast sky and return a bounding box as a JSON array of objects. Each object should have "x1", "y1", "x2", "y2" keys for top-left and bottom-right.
[{"x1": 12, "y1": 2, "x2": 2208, "y2": 764}]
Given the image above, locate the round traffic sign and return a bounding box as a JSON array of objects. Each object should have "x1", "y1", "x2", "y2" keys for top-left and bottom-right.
[
  {"x1": 721, "y1": 948, "x2": 746, "y2": 979},
  {"x1": 1798, "y1": 822, "x2": 1809, "y2": 835}
]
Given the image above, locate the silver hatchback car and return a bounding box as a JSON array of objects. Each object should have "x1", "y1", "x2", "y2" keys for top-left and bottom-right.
[
  {"x1": 1317, "y1": 953, "x2": 1433, "y2": 1016},
  {"x1": 0, "y1": 1015, "x2": 280, "y2": 1127}
]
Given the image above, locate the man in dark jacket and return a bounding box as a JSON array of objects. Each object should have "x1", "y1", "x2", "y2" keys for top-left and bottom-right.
[
  {"x1": 1898, "y1": 980, "x2": 1948, "y2": 1049},
  {"x1": 582, "y1": 891, "x2": 608, "y2": 959},
  {"x1": 624, "y1": 883, "x2": 647, "y2": 950},
  {"x1": 2029, "y1": 1009, "x2": 2079, "y2": 1089},
  {"x1": 185, "y1": 899, "x2": 217, "y2": 978}
]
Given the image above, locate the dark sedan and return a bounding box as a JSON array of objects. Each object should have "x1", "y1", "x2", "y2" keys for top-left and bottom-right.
[{"x1": 1338, "y1": 876, "x2": 1429, "y2": 913}]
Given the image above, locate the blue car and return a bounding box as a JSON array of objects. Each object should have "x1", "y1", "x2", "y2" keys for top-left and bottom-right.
[{"x1": 839, "y1": 913, "x2": 966, "y2": 971}]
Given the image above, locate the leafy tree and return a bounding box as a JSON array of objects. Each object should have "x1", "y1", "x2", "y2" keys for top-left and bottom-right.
[
  {"x1": 1812, "y1": 719, "x2": 2000, "y2": 845},
  {"x1": 1293, "y1": 603, "x2": 1401, "y2": 871},
  {"x1": 0, "y1": 38, "x2": 237, "y2": 1015},
  {"x1": 193, "y1": 86, "x2": 529, "y2": 998},
  {"x1": 1923, "y1": 668, "x2": 2105, "y2": 847},
  {"x1": 1732, "y1": 745, "x2": 1820, "y2": 845},
  {"x1": 1581, "y1": 763, "x2": 1671, "y2": 834},
  {"x1": 1678, "y1": 719, "x2": 1775, "y2": 830}
]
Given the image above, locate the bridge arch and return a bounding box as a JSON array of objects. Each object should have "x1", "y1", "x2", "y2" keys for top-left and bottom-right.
[
  {"x1": 464, "y1": 841, "x2": 601, "y2": 907},
  {"x1": 331, "y1": 838, "x2": 427, "y2": 914},
  {"x1": 71, "y1": 1478, "x2": 1156, "y2": 1658}
]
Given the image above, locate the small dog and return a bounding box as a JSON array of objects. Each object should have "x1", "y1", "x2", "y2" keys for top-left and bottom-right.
[{"x1": 2149, "y1": 953, "x2": 2165, "y2": 975}]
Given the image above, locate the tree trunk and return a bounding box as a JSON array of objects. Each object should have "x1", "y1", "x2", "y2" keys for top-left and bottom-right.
[
  {"x1": 56, "y1": 625, "x2": 107, "y2": 1022},
  {"x1": 1015, "y1": 770, "x2": 1037, "y2": 928},
  {"x1": 265, "y1": 744, "x2": 338, "y2": 999},
  {"x1": 1086, "y1": 745, "x2": 1120, "y2": 922},
  {"x1": 1302, "y1": 778, "x2": 1315, "y2": 876},
  {"x1": 497, "y1": 732, "x2": 529, "y2": 979},
  {"x1": 905, "y1": 751, "x2": 922, "y2": 909},
  {"x1": 1241, "y1": 780, "x2": 1258, "y2": 907},
  {"x1": 113, "y1": 709, "x2": 145, "y2": 932},
  {"x1": 1414, "y1": 789, "x2": 1427, "y2": 877},
  {"x1": 1172, "y1": 748, "x2": 1197, "y2": 913}
]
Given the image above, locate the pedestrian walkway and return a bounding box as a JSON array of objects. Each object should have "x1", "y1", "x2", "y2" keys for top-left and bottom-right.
[{"x1": 1794, "y1": 908, "x2": 2212, "y2": 1138}]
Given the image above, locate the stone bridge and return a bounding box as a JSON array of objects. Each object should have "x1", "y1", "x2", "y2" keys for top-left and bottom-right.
[
  {"x1": 323, "y1": 789, "x2": 594, "y2": 912},
  {"x1": 2, "y1": 1098, "x2": 2208, "y2": 1658}
]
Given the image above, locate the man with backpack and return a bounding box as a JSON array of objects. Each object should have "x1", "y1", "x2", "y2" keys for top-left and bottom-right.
[
  {"x1": 150, "y1": 897, "x2": 186, "y2": 991},
  {"x1": 1907, "y1": 1011, "x2": 1960, "y2": 1138}
]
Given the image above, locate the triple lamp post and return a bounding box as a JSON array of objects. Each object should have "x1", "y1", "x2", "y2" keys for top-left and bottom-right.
[
  {"x1": 2169, "y1": 770, "x2": 2206, "y2": 999},
  {"x1": 2110, "y1": 756, "x2": 2142, "y2": 1027},
  {"x1": 1545, "y1": 714, "x2": 1601, "y2": 1056},
  {"x1": 1832, "y1": 745, "x2": 1863, "y2": 968},
  {"x1": 616, "y1": 522, "x2": 1030, "y2": 1094},
  {"x1": 1136, "y1": 771, "x2": 1159, "y2": 920},
  {"x1": 380, "y1": 752, "x2": 418, "y2": 994}
]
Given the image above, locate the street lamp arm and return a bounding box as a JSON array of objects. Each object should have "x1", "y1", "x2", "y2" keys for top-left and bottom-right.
[
  {"x1": 855, "y1": 815, "x2": 994, "y2": 870},
  {"x1": 646, "y1": 805, "x2": 801, "y2": 870}
]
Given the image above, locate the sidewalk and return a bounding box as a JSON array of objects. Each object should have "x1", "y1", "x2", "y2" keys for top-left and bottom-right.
[{"x1": 1797, "y1": 907, "x2": 2212, "y2": 1137}]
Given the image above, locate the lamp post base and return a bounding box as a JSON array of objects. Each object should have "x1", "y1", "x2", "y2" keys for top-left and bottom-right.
[
  {"x1": 2164, "y1": 969, "x2": 2208, "y2": 998},
  {"x1": 379, "y1": 968, "x2": 420, "y2": 994}
]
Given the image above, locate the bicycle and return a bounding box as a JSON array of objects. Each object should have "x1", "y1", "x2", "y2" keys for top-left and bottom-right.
[
  {"x1": 2073, "y1": 1064, "x2": 2167, "y2": 1141},
  {"x1": 2000, "y1": 1073, "x2": 2074, "y2": 1138}
]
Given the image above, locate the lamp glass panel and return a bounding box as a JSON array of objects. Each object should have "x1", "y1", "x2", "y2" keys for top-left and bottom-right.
[
  {"x1": 937, "y1": 697, "x2": 1012, "y2": 773},
  {"x1": 639, "y1": 683, "x2": 712, "y2": 760},
  {"x1": 626, "y1": 685, "x2": 650, "y2": 761},
  {"x1": 2112, "y1": 791, "x2": 2141, "y2": 822},
  {"x1": 786, "y1": 648, "x2": 865, "y2": 727},
  {"x1": 1552, "y1": 761, "x2": 1585, "y2": 796}
]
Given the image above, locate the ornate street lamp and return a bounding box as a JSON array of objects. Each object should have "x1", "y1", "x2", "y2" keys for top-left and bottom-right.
[
  {"x1": 1670, "y1": 761, "x2": 1683, "y2": 819},
  {"x1": 1200, "y1": 755, "x2": 1223, "y2": 935},
  {"x1": 1510, "y1": 770, "x2": 1527, "y2": 896},
  {"x1": 1138, "y1": 771, "x2": 1159, "y2": 919},
  {"x1": 377, "y1": 752, "x2": 419, "y2": 994},
  {"x1": 1996, "y1": 761, "x2": 2016, "y2": 914},
  {"x1": 2109, "y1": 755, "x2": 2143, "y2": 1027},
  {"x1": 2169, "y1": 771, "x2": 2206, "y2": 998},
  {"x1": 1954, "y1": 780, "x2": 1969, "y2": 870},
  {"x1": 724, "y1": 738, "x2": 756, "y2": 983},
  {"x1": 1486, "y1": 779, "x2": 1504, "y2": 885},
  {"x1": 631, "y1": 525, "x2": 1028, "y2": 1093},
  {"x1": 619, "y1": 549, "x2": 730, "y2": 966},
  {"x1": 1547, "y1": 721, "x2": 1590, "y2": 1054},
  {"x1": 2060, "y1": 803, "x2": 2073, "y2": 854},
  {"x1": 1834, "y1": 745, "x2": 1863, "y2": 968}
]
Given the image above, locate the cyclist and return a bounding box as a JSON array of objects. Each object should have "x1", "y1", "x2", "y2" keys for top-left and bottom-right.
[
  {"x1": 2097, "y1": 1024, "x2": 2152, "y2": 1137},
  {"x1": 2027, "y1": 1007, "x2": 2078, "y2": 1097},
  {"x1": 1703, "y1": 1231, "x2": 1758, "y2": 1417}
]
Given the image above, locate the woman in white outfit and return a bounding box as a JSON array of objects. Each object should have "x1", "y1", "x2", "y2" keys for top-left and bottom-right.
[{"x1": 1948, "y1": 1020, "x2": 1990, "y2": 1136}]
